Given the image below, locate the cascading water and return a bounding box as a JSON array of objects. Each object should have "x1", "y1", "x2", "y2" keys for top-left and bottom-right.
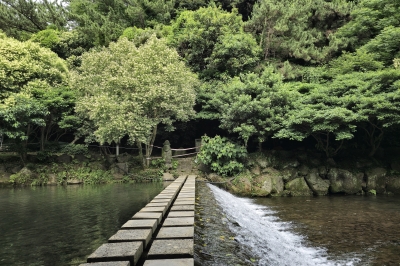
[{"x1": 208, "y1": 184, "x2": 360, "y2": 266}]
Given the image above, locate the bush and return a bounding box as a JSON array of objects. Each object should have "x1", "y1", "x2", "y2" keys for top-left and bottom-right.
[
  {"x1": 61, "y1": 144, "x2": 89, "y2": 155},
  {"x1": 197, "y1": 135, "x2": 247, "y2": 177}
]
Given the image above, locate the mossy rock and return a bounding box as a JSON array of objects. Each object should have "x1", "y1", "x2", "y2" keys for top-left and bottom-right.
[{"x1": 284, "y1": 177, "x2": 313, "y2": 196}]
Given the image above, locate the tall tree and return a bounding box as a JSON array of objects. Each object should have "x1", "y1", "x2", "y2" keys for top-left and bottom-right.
[
  {"x1": 72, "y1": 37, "x2": 198, "y2": 165},
  {"x1": 0, "y1": 0, "x2": 67, "y2": 39}
]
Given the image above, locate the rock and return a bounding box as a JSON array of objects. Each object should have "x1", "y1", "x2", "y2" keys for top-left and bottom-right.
[
  {"x1": 280, "y1": 168, "x2": 297, "y2": 183},
  {"x1": 280, "y1": 159, "x2": 300, "y2": 170},
  {"x1": 10, "y1": 167, "x2": 36, "y2": 184},
  {"x1": 305, "y1": 168, "x2": 330, "y2": 195},
  {"x1": 356, "y1": 159, "x2": 374, "y2": 169},
  {"x1": 112, "y1": 163, "x2": 128, "y2": 174},
  {"x1": 27, "y1": 154, "x2": 39, "y2": 163},
  {"x1": 284, "y1": 177, "x2": 313, "y2": 196},
  {"x1": 117, "y1": 153, "x2": 131, "y2": 163},
  {"x1": 67, "y1": 178, "x2": 82, "y2": 184},
  {"x1": 57, "y1": 154, "x2": 72, "y2": 164},
  {"x1": 91, "y1": 153, "x2": 103, "y2": 161},
  {"x1": 162, "y1": 173, "x2": 174, "y2": 181},
  {"x1": 298, "y1": 165, "x2": 309, "y2": 176},
  {"x1": 391, "y1": 161, "x2": 400, "y2": 172},
  {"x1": 309, "y1": 158, "x2": 322, "y2": 167},
  {"x1": 386, "y1": 176, "x2": 400, "y2": 194},
  {"x1": 106, "y1": 155, "x2": 117, "y2": 164},
  {"x1": 256, "y1": 157, "x2": 270, "y2": 169},
  {"x1": 318, "y1": 166, "x2": 327, "y2": 177},
  {"x1": 365, "y1": 167, "x2": 387, "y2": 193},
  {"x1": 328, "y1": 168, "x2": 363, "y2": 194},
  {"x1": 197, "y1": 163, "x2": 210, "y2": 173},
  {"x1": 74, "y1": 154, "x2": 89, "y2": 163},
  {"x1": 10, "y1": 165, "x2": 23, "y2": 174},
  {"x1": 260, "y1": 175, "x2": 284, "y2": 196},
  {"x1": 47, "y1": 174, "x2": 57, "y2": 185},
  {"x1": 251, "y1": 165, "x2": 261, "y2": 175}
]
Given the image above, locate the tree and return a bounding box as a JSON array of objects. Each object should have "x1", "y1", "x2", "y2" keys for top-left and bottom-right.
[
  {"x1": 168, "y1": 6, "x2": 260, "y2": 79},
  {"x1": 200, "y1": 67, "x2": 294, "y2": 149},
  {"x1": 276, "y1": 82, "x2": 360, "y2": 157},
  {"x1": 72, "y1": 37, "x2": 198, "y2": 165},
  {"x1": 246, "y1": 0, "x2": 353, "y2": 64},
  {"x1": 0, "y1": 0, "x2": 67, "y2": 40},
  {"x1": 0, "y1": 33, "x2": 69, "y2": 158}
]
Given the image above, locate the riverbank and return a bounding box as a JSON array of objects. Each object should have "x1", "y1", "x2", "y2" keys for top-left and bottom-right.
[
  {"x1": 202, "y1": 148, "x2": 400, "y2": 196},
  {"x1": 0, "y1": 152, "x2": 171, "y2": 187}
]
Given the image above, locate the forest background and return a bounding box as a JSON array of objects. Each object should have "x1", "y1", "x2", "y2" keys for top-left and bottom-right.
[{"x1": 0, "y1": 0, "x2": 399, "y2": 171}]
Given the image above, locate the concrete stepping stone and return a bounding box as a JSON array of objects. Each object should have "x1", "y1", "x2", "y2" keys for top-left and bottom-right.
[
  {"x1": 87, "y1": 242, "x2": 143, "y2": 266},
  {"x1": 170, "y1": 205, "x2": 194, "y2": 211},
  {"x1": 131, "y1": 212, "x2": 162, "y2": 223},
  {"x1": 146, "y1": 202, "x2": 169, "y2": 208},
  {"x1": 173, "y1": 200, "x2": 194, "y2": 205},
  {"x1": 163, "y1": 217, "x2": 194, "y2": 227},
  {"x1": 143, "y1": 258, "x2": 194, "y2": 266},
  {"x1": 80, "y1": 262, "x2": 130, "y2": 266},
  {"x1": 121, "y1": 219, "x2": 157, "y2": 234},
  {"x1": 156, "y1": 227, "x2": 194, "y2": 239},
  {"x1": 147, "y1": 239, "x2": 193, "y2": 259},
  {"x1": 109, "y1": 229, "x2": 152, "y2": 247},
  {"x1": 167, "y1": 211, "x2": 194, "y2": 218},
  {"x1": 176, "y1": 198, "x2": 195, "y2": 202},
  {"x1": 141, "y1": 206, "x2": 167, "y2": 215}
]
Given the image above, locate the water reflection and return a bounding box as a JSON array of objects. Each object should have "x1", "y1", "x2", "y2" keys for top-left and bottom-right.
[{"x1": 0, "y1": 183, "x2": 165, "y2": 266}]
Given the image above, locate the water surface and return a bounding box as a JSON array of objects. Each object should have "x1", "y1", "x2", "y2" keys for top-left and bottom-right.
[{"x1": 0, "y1": 183, "x2": 166, "y2": 266}]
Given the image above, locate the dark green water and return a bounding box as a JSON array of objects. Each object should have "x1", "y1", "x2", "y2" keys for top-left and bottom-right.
[{"x1": 0, "y1": 183, "x2": 166, "y2": 266}]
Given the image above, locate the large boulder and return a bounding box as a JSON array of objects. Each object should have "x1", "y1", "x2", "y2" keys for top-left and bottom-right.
[
  {"x1": 117, "y1": 153, "x2": 131, "y2": 163},
  {"x1": 74, "y1": 154, "x2": 89, "y2": 163},
  {"x1": 365, "y1": 167, "x2": 387, "y2": 194},
  {"x1": 386, "y1": 176, "x2": 400, "y2": 194},
  {"x1": 284, "y1": 177, "x2": 313, "y2": 196},
  {"x1": 280, "y1": 168, "x2": 298, "y2": 183},
  {"x1": 305, "y1": 168, "x2": 330, "y2": 195},
  {"x1": 328, "y1": 168, "x2": 363, "y2": 194},
  {"x1": 260, "y1": 174, "x2": 284, "y2": 196},
  {"x1": 10, "y1": 167, "x2": 36, "y2": 184}
]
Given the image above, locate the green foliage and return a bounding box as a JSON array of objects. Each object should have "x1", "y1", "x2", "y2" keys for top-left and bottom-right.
[
  {"x1": 36, "y1": 151, "x2": 52, "y2": 162},
  {"x1": 0, "y1": 0, "x2": 67, "y2": 40},
  {"x1": 197, "y1": 135, "x2": 247, "y2": 176},
  {"x1": 169, "y1": 6, "x2": 260, "y2": 79},
  {"x1": 72, "y1": 36, "x2": 198, "y2": 165},
  {"x1": 61, "y1": 144, "x2": 89, "y2": 155},
  {"x1": 247, "y1": 0, "x2": 353, "y2": 64}
]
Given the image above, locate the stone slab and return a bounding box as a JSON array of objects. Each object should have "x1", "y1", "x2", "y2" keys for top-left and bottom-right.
[
  {"x1": 168, "y1": 211, "x2": 194, "y2": 218},
  {"x1": 156, "y1": 227, "x2": 194, "y2": 239},
  {"x1": 176, "y1": 194, "x2": 194, "y2": 198},
  {"x1": 163, "y1": 217, "x2": 194, "y2": 227},
  {"x1": 154, "y1": 195, "x2": 174, "y2": 199},
  {"x1": 80, "y1": 262, "x2": 130, "y2": 266},
  {"x1": 146, "y1": 202, "x2": 169, "y2": 208},
  {"x1": 141, "y1": 206, "x2": 167, "y2": 215},
  {"x1": 147, "y1": 239, "x2": 193, "y2": 259},
  {"x1": 109, "y1": 229, "x2": 152, "y2": 247},
  {"x1": 131, "y1": 212, "x2": 162, "y2": 223},
  {"x1": 121, "y1": 219, "x2": 157, "y2": 234},
  {"x1": 143, "y1": 258, "x2": 194, "y2": 266},
  {"x1": 171, "y1": 205, "x2": 194, "y2": 211},
  {"x1": 173, "y1": 200, "x2": 195, "y2": 205},
  {"x1": 176, "y1": 198, "x2": 195, "y2": 201},
  {"x1": 87, "y1": 242, "x2": 143, "y2": 265}
]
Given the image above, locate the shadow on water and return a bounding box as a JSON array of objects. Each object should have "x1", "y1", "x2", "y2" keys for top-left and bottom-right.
[
  {"x1": 197, "y1": 183, "x2": 400, "y2": 266},
  {"x1": 0, "y1": 183, "x2": 166, "y2": 266}
]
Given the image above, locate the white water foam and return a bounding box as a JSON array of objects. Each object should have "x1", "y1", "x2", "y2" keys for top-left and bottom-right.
[{"x1": 208, "y1": 184, "x2": 358, "y2": 266}]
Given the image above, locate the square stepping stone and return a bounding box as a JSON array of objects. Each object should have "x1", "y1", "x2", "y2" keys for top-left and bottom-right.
[
  {"x1": 171, "y1": 205, "x2": 194, "y2": 211},
  {"x1": 154, "y1": 195, "x2": 174, "y2": 199},
  {"x1": 156, "y1": 227, "x2": 194, "y2": 239},
  {"x1": 147, "y1": 239, "x2": 193, "y2": 259},
  {"x1": 132, "y1": 212, "x2": 162, "y2": 223},
  {"x1": 143, "y1": 258, "x2": 194, "y2": 266},
  {"x1": 141, "y1": 206, "x2": 167, "y2": 215},
  {"x1": 176, "y1": 198, "x2": 195, "y2": 201},
  {"x1": 87, "y1": 242, "x2": 143, "y2": 265},
  {"x1": 163, "y1": 217, "x2": 194, "y2": 227},
  {"x1": 80, "y1": 262, "x2": 130, "y2": 266},
  {"x1": 168, "y1": 211, "x2": 194, "y2": 218},
  {"x1": 173, "y1": 200, "x2": 194, "y2": 205},
  {"x1": 121, "y1": 219, "x2": 157, "y2": 234},
  {"x1": 109, "y1": 229, "x2": 152, "y2": 247},
  {"x1": 146, "y1": 202, "x2": 169, "y2": 207}
]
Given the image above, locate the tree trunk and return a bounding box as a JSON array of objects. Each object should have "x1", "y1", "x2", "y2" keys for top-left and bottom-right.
[
  {"x1": 137, "y1": 141, "x2": 145, "y2": 168},
  {"x1": 40, "y1": 127, "x2": 45, "y2": 151},
  {"x1": 116, "y1": 142, "x2": 120, "y2": 156},
  {"x1": 145, "y1": 125, "x2": 158, "y2": 167}
]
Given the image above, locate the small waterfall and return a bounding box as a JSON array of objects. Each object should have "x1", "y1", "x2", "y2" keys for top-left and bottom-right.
[{"x1": 208, "y1": 184, "x2": 358, "y2": 266}]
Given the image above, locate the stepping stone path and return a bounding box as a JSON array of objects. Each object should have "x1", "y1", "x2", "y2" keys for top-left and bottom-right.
[{"x1": 81, "y1": 175, "x2": 196, "y2": 266}]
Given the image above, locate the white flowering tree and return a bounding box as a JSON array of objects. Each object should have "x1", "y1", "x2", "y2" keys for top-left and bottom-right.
[{"x1": 72, "y1": 36, "x2": 198, "y2": 165}]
